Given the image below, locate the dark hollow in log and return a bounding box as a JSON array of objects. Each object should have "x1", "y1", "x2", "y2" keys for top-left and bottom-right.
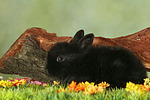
[{"x1": 0, "y1": 27, "x2": 149, "y2": 83}]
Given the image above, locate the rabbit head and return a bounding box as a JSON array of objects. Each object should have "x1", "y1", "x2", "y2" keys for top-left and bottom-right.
[{"x1": 46, "y1": 30, "x2": 94, "y2": 82}]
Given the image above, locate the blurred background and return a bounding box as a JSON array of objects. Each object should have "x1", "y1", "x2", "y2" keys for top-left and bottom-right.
[
  {"x1": 0, "y1": 0, "x2": 150, "y2": 58},
  {"x1": 0, "y1": 0, "x2": 150, "y2": 79}
]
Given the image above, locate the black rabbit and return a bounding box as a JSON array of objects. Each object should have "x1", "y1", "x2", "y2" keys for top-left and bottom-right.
[{"x1": 46, "y1": 30, "x2": 147, "y2": 88}]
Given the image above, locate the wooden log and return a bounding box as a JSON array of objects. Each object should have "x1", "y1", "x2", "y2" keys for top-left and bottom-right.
[{"x1": 0, "y1": 27, "x2": 149, "y2": 83}]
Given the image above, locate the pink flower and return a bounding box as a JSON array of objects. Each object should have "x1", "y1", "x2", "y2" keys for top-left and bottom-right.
[
  {"x1": 29, "y1": 80, "x2": 47, "y2": 86},
  {"x1": 30, "y1": 81, "x2": 42, "y2": 85}
]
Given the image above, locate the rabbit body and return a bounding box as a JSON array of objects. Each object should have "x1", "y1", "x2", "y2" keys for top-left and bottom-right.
[{"x1": 46, "y1": 30, "x2": 147, "y2": 88}]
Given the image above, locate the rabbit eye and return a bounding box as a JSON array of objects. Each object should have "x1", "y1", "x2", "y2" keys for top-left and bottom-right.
[{"x1": 56, "y1": 56, "x2": 65, "y2": 62}]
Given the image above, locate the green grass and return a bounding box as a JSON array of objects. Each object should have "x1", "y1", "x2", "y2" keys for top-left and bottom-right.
[
  {"x1": 0, "y1": 84, "x2": 149, "y2": 100},
  {"x1": 0, "y1": 73, "x2": 149, "y2": 99}
]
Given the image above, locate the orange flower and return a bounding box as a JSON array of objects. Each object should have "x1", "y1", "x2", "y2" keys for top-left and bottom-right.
[
  {"x1": 67, "y1": 81, "x2": 110, "y2": 94},
  {"x1": 12, "y1": 79, "x2": 26, "y2": 86},
  {"x1": 142, "y1": 86, "x2": 150, "y2": 92},
  {"x1": 75, "y1": 82, "x2": 87, "y2": 92},
  {"x1": 98, "y1": 81, "x2": 110, "y2": 89},
  {"x1": 68, "y1": 81, "x2": 77, "y2": 91}
]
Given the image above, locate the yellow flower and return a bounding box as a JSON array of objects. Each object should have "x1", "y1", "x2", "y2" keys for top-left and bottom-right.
[
  {"x1": 144, "y1": 78, "x2": 150, "y2": 86},
  {"x1": 142, "y1": 78, "x2": 150, "y2": 92},
  {"x1": 84, "y1": 85, "x2": 97, "y2": 95},
  {"x1": 0, "y1": 80, "x2": 12, "y2": 88},
  {"x1": 84, "y1": 81, "x2": 95, "y2": 86},
  {"x1": 97, "y1": 86, "x2": 104, "y2": 93},
  {"x1": 125, "y1": 78, "x2": 150, "y2": 94},
  {"x1": 53, "y1": 81, "x2": 60, "y2": 85},
  {"x1": 0, "y1": 80, "x2": 7, "y2": 87},
  {"x1": 57, "y1": 88, "x2": 67, "y2": 93},
  {"x1": 125, "y1": 81, "x2": 146, "y2": 94}
]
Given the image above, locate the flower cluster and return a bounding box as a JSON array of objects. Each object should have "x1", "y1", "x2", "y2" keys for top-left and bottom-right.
[
  {"x1": 125, "y1": 78, "x2": 150, "y2": 94},
  {"x1": 0, "y1": 78, "x2": 47, "y2": 88},
  {"x1": 0, "y1": 79, "x2": 26, "y2": 88},
  {"x1": 57, "y1": 81, "x2": 110, "y2": 95},
  {"x1": 57, "y1": 78, "x2": 150, "y2": 95},
  {"x1": 0, "y1": 77, "x2": 149, "y2": 95}
]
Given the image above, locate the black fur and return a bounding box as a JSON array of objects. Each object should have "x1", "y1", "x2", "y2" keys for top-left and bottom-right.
[{"x1": 46, "y1": 30, "x2": 147, "y2": 88}]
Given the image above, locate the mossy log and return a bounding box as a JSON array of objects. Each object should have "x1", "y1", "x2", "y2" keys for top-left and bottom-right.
[{"x1": 0, "y1": 27, "x2": 149, "y2": 83}]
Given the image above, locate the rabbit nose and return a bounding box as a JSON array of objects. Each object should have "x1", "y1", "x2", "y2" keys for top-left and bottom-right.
[{"x1": 56, "y1": 56, "x2": 65, "y2": 62}]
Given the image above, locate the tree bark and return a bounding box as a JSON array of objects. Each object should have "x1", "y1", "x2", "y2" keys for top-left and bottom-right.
[{"x1": 0, "y1": 27, "x2": 149, "y2": 83}]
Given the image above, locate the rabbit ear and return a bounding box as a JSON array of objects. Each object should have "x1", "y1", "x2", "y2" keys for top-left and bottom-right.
[
  {"x1": 70, "y1": 30, "x2": 84, "y2": 44},
  {"x1": 78, "y1": 33, "x2": 94, "y2": 50}
]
